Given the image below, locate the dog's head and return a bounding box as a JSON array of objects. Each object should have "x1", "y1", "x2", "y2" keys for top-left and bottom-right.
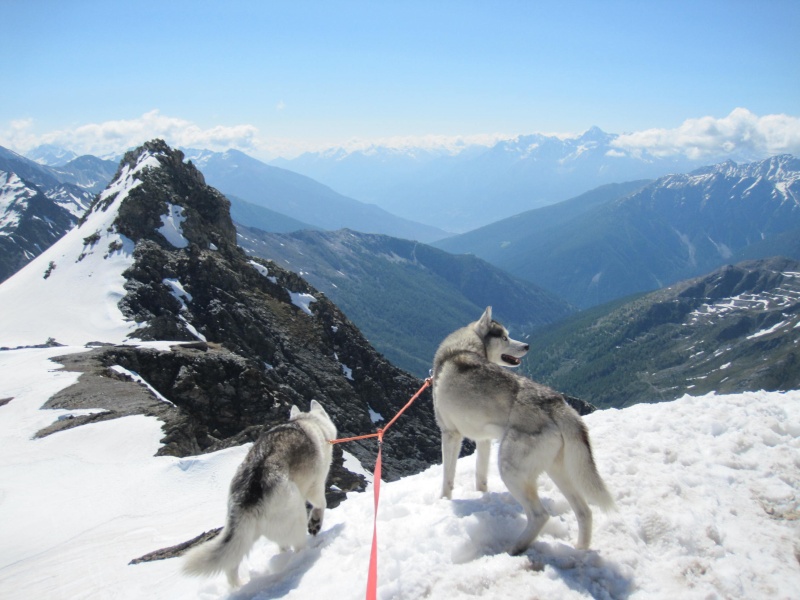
[
  {"x1": 473, "y1": 306, "x2": 529, "y2": 368},
  {"x1": 290, "y1": 399, "x2": 337, "y2": 438}
]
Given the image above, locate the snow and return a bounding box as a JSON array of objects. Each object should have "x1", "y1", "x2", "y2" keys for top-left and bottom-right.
[
  {"x1": 109, "y1": 364, "x2": 175, "y2": 405},
  {"x1": 0, "y1": 171, "x2": 36, "y2": 231},
  {"x1": 368, "y1": 405, "x2": 384, "y2": 423},
  {"x1": 250, "y1": 260, "x2": 278, "y2": 284},
  {"x1": 341, "y1": 363, "x2": 354, "y2": 380},
  {"x1": 158, "y1": 203, "x2": 189, "y2": 248},
  {"x1": 748, "y1": 319, "x2": 791, "y2": 340},
  {"x1": 46, "y1": 186, "x2": 94, "y2": 219},
  {"x1": 0, "y1": 151, "x2": 161, "y2": 348},
  {"x1": 164, "y1": 278, "x2": 193, "y2": 304},
  {"x1": 0, "y1": 346, "x2": 798, "y2": 600},
  {"x1": 289, "y1": 291, "x2": 316, "y2": 316}
]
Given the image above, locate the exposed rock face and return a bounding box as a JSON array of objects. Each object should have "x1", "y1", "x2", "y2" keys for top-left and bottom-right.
[{"x1": 49, "y1": 140, "x2": 440, "y2": 485}]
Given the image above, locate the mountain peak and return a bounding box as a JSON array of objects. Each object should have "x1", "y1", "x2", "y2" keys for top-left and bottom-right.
[
  {"x1": 92, "y1": 139, "x2": 237, "y2": 254},
  {"x1": 25, "y1": 143, "x2": 78, "y2": 167},
  {"x1": 578, "y1": 126, "x2": 613, "y2": 142}
]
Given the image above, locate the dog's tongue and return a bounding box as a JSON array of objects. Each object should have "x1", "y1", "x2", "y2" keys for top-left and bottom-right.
[{"x1": 501, "y1": 354, "x2": 521, "y2": 366}]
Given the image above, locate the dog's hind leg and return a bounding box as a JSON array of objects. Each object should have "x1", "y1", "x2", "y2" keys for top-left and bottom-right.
[
  {"x1": 441, "y1": 430, "x2": 463, "y2": 499},
  {"x1": 262, "y1": 481, "x2": 309, "y2": 553},
  {"x1": 499, "y1": 428, "x2": 561, "y2": 555},
  {"x1": 503, "y1": 477, "x2": 549, "y2": 556},
  {"x1": 475, "y1": 439, "x2": 491, "y2": 493},
  {"x1": 547, "y1": 464, "x2": 593, "y2": 549},
  {"x1": 306, "y1": 481, "x2": 327, "y2": 536}
]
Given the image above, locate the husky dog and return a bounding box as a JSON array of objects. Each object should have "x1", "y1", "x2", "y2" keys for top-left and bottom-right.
[
  {"x1": 183, "y1": 400, "x2": 336, "y2": 587},
  {"x1": 432, "y1": 307, "x2": 614, "y2": 554}
]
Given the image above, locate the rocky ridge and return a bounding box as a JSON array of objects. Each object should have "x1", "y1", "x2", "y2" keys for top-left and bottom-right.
[{"x1": 36, "y1": 140, "x2": 442, "y2": 498}]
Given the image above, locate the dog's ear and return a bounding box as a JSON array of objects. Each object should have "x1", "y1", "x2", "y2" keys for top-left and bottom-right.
[
  {"x1": 290, "y1": 405, "x2": 301, "y2": 419},
  {"x1": 309, "y1": 399, "x2": 329, "y2": 417},
  {"x1": 474, "y1": 306, "x2": 493, "y2": 336}
]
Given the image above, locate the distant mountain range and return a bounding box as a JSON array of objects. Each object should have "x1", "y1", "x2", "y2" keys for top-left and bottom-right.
[
  {"x1": 436, "y1": 155, "x2": 800, "y2": 308},
  {"x1": 25, "y1": 143, "x2": 79, "y2": 167},
  {"x1": 522, "y1": 256, "x2": 800, "y2": 409},
  {"x1": 236, "y1": 227, "x2": 574, "y2": 376},
  {"x1": 272, "y1": 127, "x2": 740, "y2": 232},
  {"x1": 183, "y1": 148, "x2": 448, "y2": 242}
]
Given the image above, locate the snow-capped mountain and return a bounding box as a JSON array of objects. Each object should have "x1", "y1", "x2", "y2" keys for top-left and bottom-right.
[
  {"x1": 53, "y1": 154, "x2": 119, "y2": 194},
  {"x1": 437, "y1": 155, "x2": 800, "y2": 308},
  {"x1": 0, "y1": 138, "x2": 439, "y2": 480},
  {"x1": 1, "y1": 145, "x2": 116, "y2": 195},
  {"x1": 274, "y1": 127, "x2": 718, "y2": 232},
  {"x1": 24, "y1": 143, "x2": 78, "y2": 167}
]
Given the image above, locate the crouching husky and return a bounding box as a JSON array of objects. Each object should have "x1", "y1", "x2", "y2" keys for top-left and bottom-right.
[
  {"x1": 183, "y1": 400, "x2": 336, "y2": 587},
  {"x1": 432, "y1": 307, "x2": 614, "y2": 554}
]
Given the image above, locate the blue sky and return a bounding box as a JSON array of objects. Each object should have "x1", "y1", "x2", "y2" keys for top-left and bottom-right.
[{"x1": 3, "y1": 0, "x2": 799, "y2": 159}]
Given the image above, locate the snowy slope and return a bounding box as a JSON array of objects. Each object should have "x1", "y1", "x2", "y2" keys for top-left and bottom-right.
[
  {"x1": 0, "y1": 346, "x2": 797, "y2": 599},
  {"x1": 0, "y1": 150, "x2": 163, "y2": 347},
  {"x1": 0, "y1": 171, "x2": 39, "y2": 231}
]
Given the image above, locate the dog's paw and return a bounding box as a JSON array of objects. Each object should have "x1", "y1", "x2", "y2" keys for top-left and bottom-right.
[
  {"x1": 308, "y1": 516, "x2": 322, "y2": 535},
  {"x1": 308, "y1": 507, "x2": 324, "y2": 535}
]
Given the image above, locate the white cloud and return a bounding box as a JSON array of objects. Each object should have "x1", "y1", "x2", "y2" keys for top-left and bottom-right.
[
  {"x1": 2, "y1": 108, "x2": 798, "y2": 163},
  {"x1": 612, "y1": 108, "x2": 800, "y2": 160},
  {"x1": 331, "y1": 132, "x2": 513, "y2": 156},
  {"x1": 1, "y1": 110, "x2": 260, "y2": 159}
]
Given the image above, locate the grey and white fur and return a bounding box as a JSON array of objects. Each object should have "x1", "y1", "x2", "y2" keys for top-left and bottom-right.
[
  {"x1": 432, "y1": 306, "x2": 614, "y2": 554},
  {"x1": 183, "y1": 400, "x2": 336, "y2": 587}
]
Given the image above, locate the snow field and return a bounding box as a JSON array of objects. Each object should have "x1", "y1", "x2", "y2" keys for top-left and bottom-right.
[{"x1": 0, "y1": 347, "x2": 798, "y2": 599}]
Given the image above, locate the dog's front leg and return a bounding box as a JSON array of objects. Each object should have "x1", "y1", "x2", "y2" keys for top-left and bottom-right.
[
  {"x1": 475, "y1": 439, "x2": 491, "y2": 492},
  {"x1": 441, "y1": 430, "x2": 463, "y2": 499}
]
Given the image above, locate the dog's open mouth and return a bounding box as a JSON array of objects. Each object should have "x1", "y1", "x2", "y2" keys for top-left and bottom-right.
[{"x1": 501, "y1": 354, "x2": 521, "y2": 366}]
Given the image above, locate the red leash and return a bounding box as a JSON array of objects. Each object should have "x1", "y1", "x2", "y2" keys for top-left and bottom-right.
[
  {"x1": 329, "y1": 378, "x2": 431, "y2": 600},
  {"x1": 365, "y1": 431, "x2": 383, "y2": 600}
]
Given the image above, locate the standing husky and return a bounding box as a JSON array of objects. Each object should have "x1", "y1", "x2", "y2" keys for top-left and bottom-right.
[
  {"x1": 432, "y1": 307, "x2": 614, "y2": 554},
  {"x1": 183, "y1": 400, "x2": 336, "y2": 587}
]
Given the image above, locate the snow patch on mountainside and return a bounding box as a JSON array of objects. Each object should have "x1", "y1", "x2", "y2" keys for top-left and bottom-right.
[{"x1": 158, "y1": 203, "x2": 189, "y2": 248}]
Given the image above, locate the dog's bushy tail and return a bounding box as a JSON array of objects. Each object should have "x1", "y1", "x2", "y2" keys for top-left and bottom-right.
[
  {"x1": 183, "y1": 512, "x2": 257, "y2": 584},
  {"x1": 562, "y1": 418, "x2": 616, "y2": 511}
]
